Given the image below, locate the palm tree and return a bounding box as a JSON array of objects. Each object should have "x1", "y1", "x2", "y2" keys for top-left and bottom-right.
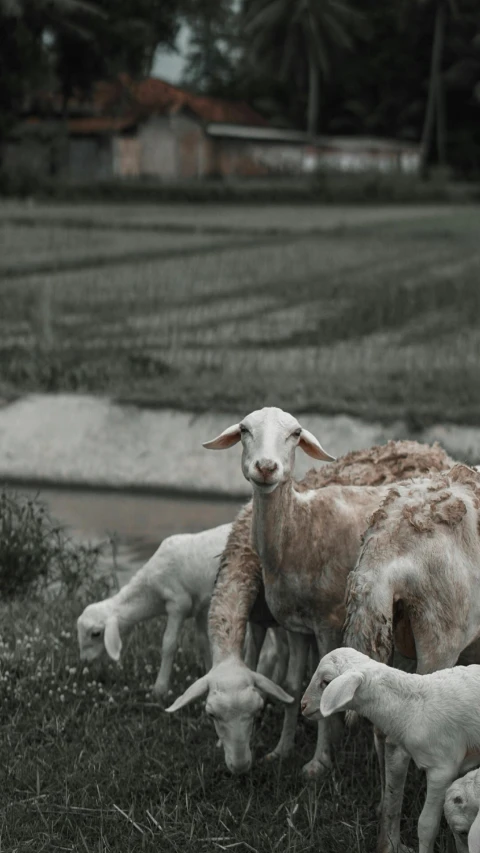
[
  {"x1": 0, "y1": 0, "x2": 101, "y2": 16},
  {"x1": 244, "y1": 0, "x2": 361, "y2": 136},
  {"x1": 418, "y1": 0, "x2": 456, "y2": 176}
]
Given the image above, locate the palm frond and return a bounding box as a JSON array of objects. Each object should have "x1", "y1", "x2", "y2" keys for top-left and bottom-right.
[
  {"x1": 244, "y1": 0, "x2": 287, "y2": 35},
  {"x1": 1, "y1": 0, "x2": 105, "y2": 17}
]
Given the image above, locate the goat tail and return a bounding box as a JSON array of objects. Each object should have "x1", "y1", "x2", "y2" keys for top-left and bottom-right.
[{"x1": 343, "y1": 565, "x2": 394, "y2": 665}]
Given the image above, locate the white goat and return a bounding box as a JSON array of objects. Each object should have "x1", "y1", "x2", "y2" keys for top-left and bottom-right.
[
  {"x1": 77, "y1": 525, "x2": 231, "y2": 700},
  {"x1": 445, "y1": 769, "x2": 480, "y2": 853},
  {"x1": 302, "y1": 647, "x2": 480, "y2": 853},
  {"x1": 167, "y1": 408, "x2": 453, "y2": 776}
]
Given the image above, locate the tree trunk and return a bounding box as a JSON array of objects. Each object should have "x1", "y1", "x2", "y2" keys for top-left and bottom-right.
[
  {"x1": 419, "y1": 0, "x2": 447, "y2": 178},
  {"x1": 306, "y1": 40, "x2": 320, "y2": 137},
  {"x1": 436, "y1": 62, "x2": 447, "y2": 167}
]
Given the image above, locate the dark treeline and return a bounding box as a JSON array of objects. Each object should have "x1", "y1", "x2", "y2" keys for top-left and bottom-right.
[{"x1": 1, "y1": 0, "x2": 480, "y2": 174}]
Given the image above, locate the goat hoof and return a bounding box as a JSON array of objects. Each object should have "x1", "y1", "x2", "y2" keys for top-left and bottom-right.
[
  {"x1": 151, "y1": 685, "x2": 168, "y2": 705},
  {"x1": 301, "y1": 758, "x2": 331, "y2": 779}
]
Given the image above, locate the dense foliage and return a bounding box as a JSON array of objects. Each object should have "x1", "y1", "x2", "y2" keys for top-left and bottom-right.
[
  {"x1": 183, "y1": 0, "x2": 480, "y2": 174},
  {"x1": 1, "y1": 0, "x2": 479, "y2": 172}
]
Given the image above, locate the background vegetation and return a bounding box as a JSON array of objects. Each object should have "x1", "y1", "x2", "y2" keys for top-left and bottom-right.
[{"x1": 1, "y1": 0, "x2": 480, "y2": 175}]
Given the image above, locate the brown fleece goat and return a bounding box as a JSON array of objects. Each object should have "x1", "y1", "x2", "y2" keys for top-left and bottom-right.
[
  {"x1": 344, "y1": 464, "x2": 480, "y2": 853},
  {"x1": 205, "y1": 434, "x2": 454, "y2": 777}
]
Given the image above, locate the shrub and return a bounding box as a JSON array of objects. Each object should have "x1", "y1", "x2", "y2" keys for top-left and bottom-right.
[{"x1": 0, "y1": 489, "x2": 108, "y2": 599}]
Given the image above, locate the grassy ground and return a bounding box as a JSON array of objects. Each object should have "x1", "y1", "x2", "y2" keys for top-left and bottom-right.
[
  {"x1": 2, "y1": 590, "x2": 453, "y2": 853},
  {"x1": 0, "y1": 204, "x2": 479, "y2": 426}
]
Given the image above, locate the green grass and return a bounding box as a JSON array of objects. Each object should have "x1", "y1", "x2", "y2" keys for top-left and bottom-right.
[
  {"x1": 1, "y1": 589, "x2": 454, "y2": 853},
  {"x1": 1, "y1": 205, "x2": 479, "y2": 425}
]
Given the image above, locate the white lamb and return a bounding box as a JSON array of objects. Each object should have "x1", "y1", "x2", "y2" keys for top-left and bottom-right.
[
  {"x1": 77, "y1": 524, "x2": 231, "y2": 700},
  {"x1": 302, "y1": 647, "x2": 480, "y2": 853},
  {"x1": 445, "y1": 769, "x2": 480, "y2": 853}
]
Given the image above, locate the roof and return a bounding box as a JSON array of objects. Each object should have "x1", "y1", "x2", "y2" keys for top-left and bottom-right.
[
  {"x1": 319, "y1": 135, "x2": 419, "y2": 152},
  {"x1": 67, "y1": 116, "x2": 137, "y2": 135},
  {"x1": 53, "y1": 74, "x2": 268, "y2": 129},
  {"x1": 206, "y1": 123, "x2": 420, "y2": 151},
  {"x1": 206, "y1": 124, "x2": 312, "y2": 142}
]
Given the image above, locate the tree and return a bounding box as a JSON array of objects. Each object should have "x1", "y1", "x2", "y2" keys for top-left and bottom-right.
[
  {"x1": 417, "y1": 0, "x2": 452, "y2": 175},
  {"x1": 0, "y1": 0, "x2": 181, "y2": 140},
  {"x1": 415, "y1": 0, "x2": 480, "y2": 175},
  {"x1": 180, "y1": 0, "x2": 240, "y2": 95},
  {"x1": 243, "y1": 0, "x2": 362, "y2": 135}
]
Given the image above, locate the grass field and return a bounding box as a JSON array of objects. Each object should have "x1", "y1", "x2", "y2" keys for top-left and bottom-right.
[
  {"x1": 1, "y1": 202, "x2": 479, "y2": 426},
  {"x1": 3, "y1": 589, "x2": 449, "y2": 853}
]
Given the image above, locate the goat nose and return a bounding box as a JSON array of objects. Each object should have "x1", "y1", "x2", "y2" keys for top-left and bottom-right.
[
  {"x1": 300, "y1": 699, "x2": 307, "y2": 713},
  {"x1": 254, "y1": 459, "x2": 278, "y2": 478}
]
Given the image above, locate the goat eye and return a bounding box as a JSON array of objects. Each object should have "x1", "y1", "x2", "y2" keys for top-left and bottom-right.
[
  {"x1": 321, "y1": 679, "x2": 331, "y2": 689},
  {"x1": 239, "y1": 425, "x2": 249, "y2": 435},
  {"x1": 91, "y1": 629, "x2": 102, "y2": 639},
  {"x1": 292, "y1": 428, "x2": 302, "y2": 439},
  {"x1": 206, "y1": 710, "x2": 215, "y2": 719}
]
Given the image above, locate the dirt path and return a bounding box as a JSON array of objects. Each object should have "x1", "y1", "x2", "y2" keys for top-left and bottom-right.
[{"x1": 0, "y1": 394, "x2": 479, "y2": 499}]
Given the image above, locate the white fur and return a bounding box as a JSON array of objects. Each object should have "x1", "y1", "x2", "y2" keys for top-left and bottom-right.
[
  {"x1": 303, "y1": 648, "x2": 480, "y2": 853},
  {"x1": 166, "y1": 651, "x2": 294, "y2": 774},
  {"x1": 445, "y1": 768, "x2": 480, "y2": 853},
  {"x1": 77, "y1": 525, "x2": 231, "y2": 700}
]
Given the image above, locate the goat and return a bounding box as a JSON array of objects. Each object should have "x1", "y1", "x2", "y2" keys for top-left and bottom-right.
[
  {"x1": 344, "y1": 464, "x2": 480, "y2": 852},
  {"x1": 168, "y1": 407, "x2": 454, "y2": 776},
  {"x1": 445, "y1": 768, "x2": 480, "y2": 853},
  {"x1": 302, "y1": 647, "x2": 480, "y2": 853}
]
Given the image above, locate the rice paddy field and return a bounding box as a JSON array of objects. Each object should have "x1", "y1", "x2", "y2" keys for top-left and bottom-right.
[{"x1": 1, "y1": 201, "x2": 479, "y2": 426}]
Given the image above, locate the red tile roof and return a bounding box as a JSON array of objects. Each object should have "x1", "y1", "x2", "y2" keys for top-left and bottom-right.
[
  {"x1": 67, "y1": 115, "x2": 137, "y2": 134},
  {"x1": 65, "y1": 74, "x2": 268, "y2": 129}
]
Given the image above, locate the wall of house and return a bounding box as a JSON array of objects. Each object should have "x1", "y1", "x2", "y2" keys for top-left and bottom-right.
[
  {"x1": 2, "y1": 124, "x2": 68, "y2": 180},
  {"x1": 207, "y1": 138, "x2": 420, "y2": 177},
  {"x1": 113, "y1": 136, "x2": 140, "y2": 177},
  {"x1": 138, "y1": 116, "x2": 176, "y2": 177},
  {"x1": 206, "y1": 138, "x2": 316, "y2": 177},
  {"x1": 316, "y1": 146, "x2": 420, "y2": 174},
  {"x1": 67, "y1": 136, "x2": 113, "y2": 181}
]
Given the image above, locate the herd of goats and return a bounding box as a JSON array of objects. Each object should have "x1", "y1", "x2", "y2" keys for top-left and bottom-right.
[{"x1": 77, "y1": 406, "x2": 480, "y2": 853}]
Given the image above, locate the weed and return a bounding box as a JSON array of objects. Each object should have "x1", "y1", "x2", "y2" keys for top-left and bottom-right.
[{"x1": 0, "y1": 489, "x2": 105, "y2": 598}]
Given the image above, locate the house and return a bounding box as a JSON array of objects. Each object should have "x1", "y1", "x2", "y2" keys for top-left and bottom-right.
[{"x1": 2, "y1": 75, "x2": 421, "y2": 181}]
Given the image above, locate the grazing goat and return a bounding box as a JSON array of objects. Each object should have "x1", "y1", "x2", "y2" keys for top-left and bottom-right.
[
  {"x1": 445, "y1": 769, "x2": 480, "y2": 853},
  {"x1": 302, "y1": 648, "x2": 480, "y2": 853},
  {"x1": 77, "y1": 525, "x2": 231, "y2": 701},
  {"x1": 344, "y1": 464, "x2": 480, "y2": 853},
  {"x1": 167, "y1": 407, "x2": 453, "y2": 776}
]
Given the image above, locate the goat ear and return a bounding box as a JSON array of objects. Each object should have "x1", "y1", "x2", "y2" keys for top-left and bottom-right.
[
  {"x1": 468, "y1": 809, "x2": 480, "y2": 852},
  {"x1": 203, "y1": 423, "x2": 241, "y2": 451},
  {"x1": 104, "y1": 615, "x2": 122, "y2": 662},
  {"x1": 320, "y1": 671, "x2": 363, "y2": 716},
  {"x1": 253, "y1": 671, "x2": 294, "y2": 704},
  {"x1": 165, "y1": 675, "x2": 209, "y2": 712},
  {"x1": 299, "y1": 428, "x2": 336, "y2": 462}
]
